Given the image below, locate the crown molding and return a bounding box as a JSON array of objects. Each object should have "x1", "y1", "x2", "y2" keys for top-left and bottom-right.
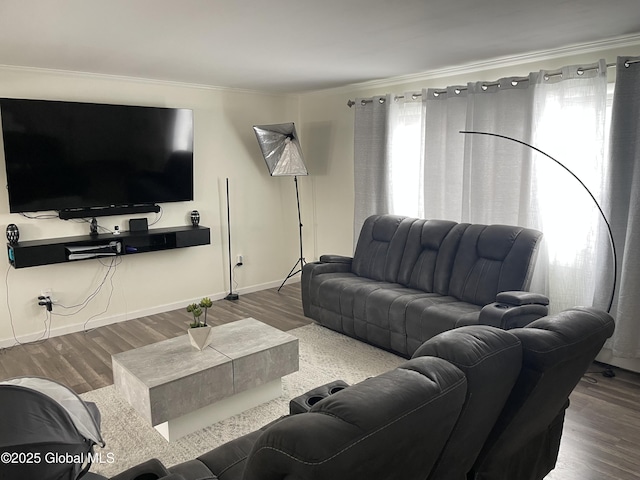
[
  {"x1": 306, "y1": 33, "x2": 640, "y2": 96},
  {"x1": 0, "y1": 64, "x2": 289, "y2": 98}
]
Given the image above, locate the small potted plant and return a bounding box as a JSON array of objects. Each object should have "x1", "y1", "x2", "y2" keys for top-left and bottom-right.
[
  {"x1": 187, "y1": 301, "x2": 213, "y2": 350},
  {"x1": 199, "y1": 297, "x2": 213, "y2": 325}
]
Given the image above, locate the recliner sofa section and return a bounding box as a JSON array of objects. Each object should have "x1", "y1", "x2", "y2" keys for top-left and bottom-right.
[
  {"x1": 101, "y1": 307, "x2": 615, "y2": 480},
  {"x1": 302, "y1": 214, "x2": 549, "y2": 357}
]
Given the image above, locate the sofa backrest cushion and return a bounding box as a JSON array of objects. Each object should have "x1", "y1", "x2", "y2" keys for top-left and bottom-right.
[
  {"x1": 352, "y1": 215, "x2": 416, "y2": 282},
  {"x1": 448, "y1": 224, "x2": 542, "y2": 306},
  {"x1": 398, "y1": 220, "x2": 466, "y2": 294},
  {"x1": 412, "y1": 325, "x2": 522, "y2": 480},
  {"x1": 243, "y1": 357, "x2": 467, "y2": 480},
  {"x1": 471, "y1": 307, "x2": 615, "y2": 480}
]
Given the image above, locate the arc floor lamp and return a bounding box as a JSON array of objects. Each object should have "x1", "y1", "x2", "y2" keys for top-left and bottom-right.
[
  {"x1": 461, "y1": 130, "x2": 617, "y2": 313},
  {"x1": 253, "y1": 122, "x2": 308, "y2": 291}
]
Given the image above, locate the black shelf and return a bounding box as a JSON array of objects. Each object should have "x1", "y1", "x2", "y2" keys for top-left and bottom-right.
[{"x1": 7, "y1": 225, "x2": 210, "y2": 269}]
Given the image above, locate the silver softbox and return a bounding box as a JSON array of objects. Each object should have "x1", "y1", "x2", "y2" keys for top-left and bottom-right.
[{"x1": 253, "y1": 123, "x2": 307, "y2": 176}]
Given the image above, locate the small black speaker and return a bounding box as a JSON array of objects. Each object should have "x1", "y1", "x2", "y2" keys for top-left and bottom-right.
[
  {"x1": 129, "y1": 218, "x2": 148, "y2": 232},
  {"x1": 190, "y1": 210, "x2": 200, "y2": 226},
  {"x1": 6, "y1": 224, "x2": 19, "y2": 244}
]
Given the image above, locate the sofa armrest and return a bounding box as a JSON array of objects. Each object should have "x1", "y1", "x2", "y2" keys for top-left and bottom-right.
[
  {"x1": 289, "y1": 380, "x2": 350, "y2": 414},
  {"x1": 479, "y1": 291, "x2": 549, "y2": 329},
  {"x1": 319, "y1": 254, "x2": 353, "y2": 265},
  {"x1": 301, "y1": 259, "x2": 353, "y2": 317},
  {"x1": 496, "y1": 291, "x2": 549, "y2": 306}
]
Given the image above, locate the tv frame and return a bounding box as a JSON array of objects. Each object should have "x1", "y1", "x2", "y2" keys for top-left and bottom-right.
[{"x1": 0, "y1": 97, "x2": 194, "y2": 218}]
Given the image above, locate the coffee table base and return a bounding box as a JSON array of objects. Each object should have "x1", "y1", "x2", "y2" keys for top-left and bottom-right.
[{"x1": 154, "y1": 379, "x2": 282, "y2": 441}]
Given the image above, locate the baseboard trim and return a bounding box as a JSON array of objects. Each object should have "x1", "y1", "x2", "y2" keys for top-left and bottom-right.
[
  {"x1": 0, "y1": 278, "x2": 299, "y2": 349},
  {"x1": 596, "y1": 348, "x2": 640, "y2": 374}
]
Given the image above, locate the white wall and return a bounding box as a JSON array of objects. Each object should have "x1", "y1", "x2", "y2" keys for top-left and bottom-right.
[{"x1": 0, "y1": 67, "x2": 301, "y2": 346}]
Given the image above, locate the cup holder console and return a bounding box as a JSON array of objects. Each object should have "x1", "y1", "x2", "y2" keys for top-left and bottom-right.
[
  {"x1": 305, "y1": 395, "x2": 325, "y2": 407},
  {"x1": 289, "y1": 380, "x2": 350, "y2": 415}
]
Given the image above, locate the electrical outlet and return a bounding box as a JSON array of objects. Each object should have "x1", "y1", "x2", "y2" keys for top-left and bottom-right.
[
  {"x1": 236, "y1": 255, "x2": 243, "y2": 266},
  {"x1": 41, "y1": 288, "x2": 52, "y2": 299}
]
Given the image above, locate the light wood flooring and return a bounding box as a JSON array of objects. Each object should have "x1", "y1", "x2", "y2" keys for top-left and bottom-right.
[{"x1": 0, "y1": 282, "x2": 638, "y2": 479}]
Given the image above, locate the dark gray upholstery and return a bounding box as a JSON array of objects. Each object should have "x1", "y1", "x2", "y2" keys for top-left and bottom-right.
[
  {"x1": 302, "y1": 214, "x2": 547, "y2": 357},
  {"x1": 107, "y1": 307, "x2": 613, "y2": 480},
  {"x1": 412, "y1": 326, "x2": 523, "y2": 480},
  {"x1": 468, "y1": 306, "x2": 615, "y2": 480},
  {"x1": 169, "y1": 357, "x2": 468, "y2": 480}
]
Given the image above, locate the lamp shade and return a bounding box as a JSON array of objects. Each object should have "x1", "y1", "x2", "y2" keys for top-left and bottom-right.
[{"x1": 253, "y1": 123, "x2": 307, "y2": 176}]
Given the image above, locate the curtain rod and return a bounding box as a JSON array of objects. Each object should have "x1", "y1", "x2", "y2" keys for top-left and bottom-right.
[{"x1": 347, "y1": 58, "x2": 640, "y2": 108}]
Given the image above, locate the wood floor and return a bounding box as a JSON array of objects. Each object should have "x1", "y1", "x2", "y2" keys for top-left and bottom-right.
[
  {"x1": 0, "y1": 283, "x2": 310, "y2": 394},
  {"x1": 1, "y1": 282, "x2": 638, "y2": 479}
]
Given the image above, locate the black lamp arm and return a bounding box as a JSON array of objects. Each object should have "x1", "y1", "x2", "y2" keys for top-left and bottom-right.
[{"x1": 460, "y1": 130, "x2": 617, "y2": 313}]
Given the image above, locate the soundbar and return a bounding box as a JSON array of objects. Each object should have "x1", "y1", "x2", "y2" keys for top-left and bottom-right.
[{"x1": 58, "y1": 204, "x2": 161, "y2": 220}]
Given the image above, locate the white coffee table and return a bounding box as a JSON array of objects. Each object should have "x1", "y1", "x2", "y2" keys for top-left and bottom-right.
[{"x1": 111, "y1": 317, "x2": 299, "y2": 441}]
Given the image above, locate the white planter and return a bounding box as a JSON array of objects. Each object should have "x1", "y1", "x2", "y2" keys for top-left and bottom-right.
[{"x1": 188, "y1": 325, "x2": 213, "y2": 350}]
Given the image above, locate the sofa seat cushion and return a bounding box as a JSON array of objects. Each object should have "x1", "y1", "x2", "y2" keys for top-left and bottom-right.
[
  {"x1": 312, "y1": 272, "x2": 367, "y2": 314},
  {"x1": 309, "y1": 274, "x2": 397, "y2": 338},
  {"x1": 405, "y1": 299, "x2": 483, "y2": 356},
  {"x1": 315, "y1": 274, "x2": 398, "y2": 317},
  {"x1": 356, "y1": 286, "x2": 448, "y2": 356}
]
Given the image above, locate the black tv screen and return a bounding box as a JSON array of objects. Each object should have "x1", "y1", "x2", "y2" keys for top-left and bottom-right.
[{"x1": 0, "y1": 98, "x2": 194, "y2": 214}]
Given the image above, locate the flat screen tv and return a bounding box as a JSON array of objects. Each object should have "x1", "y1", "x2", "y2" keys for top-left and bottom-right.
[{"x1": 0, "y1": 98, "x2": 194, "y2": 216}]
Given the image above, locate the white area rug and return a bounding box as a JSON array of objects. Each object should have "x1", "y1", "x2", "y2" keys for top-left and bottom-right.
[{"x1": 81, "y1": 323, "x2": 404, "y2": 478}]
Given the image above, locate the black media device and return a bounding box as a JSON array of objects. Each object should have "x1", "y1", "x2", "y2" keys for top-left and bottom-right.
[
  {"x1": 0, "y1": 98, "x2": 194, "y2": 217},
  {"x1": 129, "y1": 218, "x2": 148, "y2": 232}
]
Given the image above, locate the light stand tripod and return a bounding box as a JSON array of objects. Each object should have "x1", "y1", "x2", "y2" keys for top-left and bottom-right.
[
  {"x1": 278, "y1": 175, "x2": 305, "y2": 291},
  {"x1": 252, "y1": 122, "x2": 308, "y2": 293}
]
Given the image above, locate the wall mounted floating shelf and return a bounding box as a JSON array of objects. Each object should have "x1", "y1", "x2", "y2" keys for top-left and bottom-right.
[{"x1": 7, "y1": 225, "x2": 210, "y2": 269}]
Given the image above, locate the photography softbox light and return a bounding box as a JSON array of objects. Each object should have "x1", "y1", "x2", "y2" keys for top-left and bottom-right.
[
  {"x1": 253, "y1": 123, "x2": 307, "y2": 176},
  {"x1": 253, "y1": 123, "x2": 307, "y2": 290}
]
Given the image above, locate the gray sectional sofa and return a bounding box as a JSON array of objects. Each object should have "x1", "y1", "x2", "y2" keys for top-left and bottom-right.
[
  {"x1": 301, "y1": 214, "x2": 550, "y2": 357},
  {"x1": 94, "y1": 307, "x2": 615, "y2": 480}
]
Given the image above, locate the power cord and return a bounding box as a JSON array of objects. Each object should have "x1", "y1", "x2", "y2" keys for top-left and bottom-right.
[
  {"x1": 73, "y1": 217, "x2": 114, "y2": 234},
  {"x1": 232, "y1": 263, "x2": 240, "y2": 293},
  {"x1": 148, "y1": 206, "x2": 163, "y2": 226},
  {"x1": 82, "y1": 256, "x2": 118, "y2": 332},
  {"x1": 53, "y1": 256, "x2": 120, "y2": 324},
  {"x1": 3, "y1": 266, "x2": 55, "y2": 350},
  {"x1": 20, "y1": 211, "x2": 59, "y2": 220},
  {"x1": 3, "y1": 214, "x2": 124, "y2": 349},
  {"x1": 582, "y1": 367, "x2": 616, "y2": 384}
]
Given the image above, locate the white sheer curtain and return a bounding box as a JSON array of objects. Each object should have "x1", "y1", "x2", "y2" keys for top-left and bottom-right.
[
  {"x1": 387, "y1": 93, "x2": 423, "y2": 218},
  {"x1": 353, "y1": 60, "x2": 610, "y2": 313},
  {"x1": 529, "y1": 60, "x2": 609, "y2": 313}
]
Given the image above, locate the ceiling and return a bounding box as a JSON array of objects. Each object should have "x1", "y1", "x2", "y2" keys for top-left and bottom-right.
[{"x1": 1, "y1": 0, "x2": 639, "y2": 94}]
